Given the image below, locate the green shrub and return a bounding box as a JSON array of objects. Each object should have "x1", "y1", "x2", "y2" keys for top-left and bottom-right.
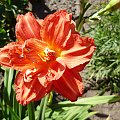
[
  {"x1": 87, "y1": 10, "x2": 120, "y2": 93},
  {"x1": 0, "y1": 0, "x2": 28, "y2": 47}
]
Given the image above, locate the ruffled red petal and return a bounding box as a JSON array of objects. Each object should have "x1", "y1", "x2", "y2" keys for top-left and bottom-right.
[
  {"x1": 61, "y1": 34, "x2": 96, "y2": 71},
  {"x1": 38, "y1": 59, "x2": 66, "y2": 87},
  {"x1": 0, "y1": 42, "x2": 33, "y2": 71},
  {"x1": 41, "y1": 10, "x2": 76, "y2": 50},
  {"x1": 53, "y1": 68, "x2": 83, "y2": 101},
  {"x1": 16, "y1": 12, "x2": 42, "y2": 43},
  {"x1": 14, "y1": 72, "x2": 52, "y2": 105},
  {"x1": 0, "y1": 39, "x2": 47, "y2": 71}
]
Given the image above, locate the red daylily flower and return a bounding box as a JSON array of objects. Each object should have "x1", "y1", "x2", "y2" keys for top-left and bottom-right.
[{"x1": 0, "y1": 10, "x2": 95, "y2": 105}]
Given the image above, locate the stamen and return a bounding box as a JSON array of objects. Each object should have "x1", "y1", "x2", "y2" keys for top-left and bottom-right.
[{"x1": 44, "y1": 48, "x2": 56, "y2": 61}]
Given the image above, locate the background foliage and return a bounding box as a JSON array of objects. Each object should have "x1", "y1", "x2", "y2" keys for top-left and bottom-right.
[
  {"x1": 0, "y1": 0, "x2": 28, "y2": 47},
  {"x1": 87, "y1": 9, "x2": 120, "y2": 93}
]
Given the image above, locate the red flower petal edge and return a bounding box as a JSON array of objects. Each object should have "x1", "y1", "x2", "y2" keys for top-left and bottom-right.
[
  {"x1": 0, "y1": 10, "x2": 95, "y2": 105},
  {"x1": 53, "y1": 68, "x2": 83, "y2": 101}
]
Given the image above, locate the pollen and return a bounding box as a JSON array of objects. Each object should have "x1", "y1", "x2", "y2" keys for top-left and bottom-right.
[{"x1": 39, "y1": 48, "x2": 56, "y2": 62}]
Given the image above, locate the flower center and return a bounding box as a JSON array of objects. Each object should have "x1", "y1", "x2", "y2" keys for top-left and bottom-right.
[{"x1": 41, "y1": 48, "x2": 56, "y2": 62}]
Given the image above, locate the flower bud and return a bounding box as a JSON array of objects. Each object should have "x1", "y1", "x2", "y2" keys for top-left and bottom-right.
[
  {"x1": 89, "y1": 0, "x2": 120, "y2": 21},
  {"x1": 104, "y1": 0, "x2": 120, "y2": 12}
]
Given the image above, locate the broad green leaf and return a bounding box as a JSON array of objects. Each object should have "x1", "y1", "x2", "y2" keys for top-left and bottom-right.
[
  {"x1": 53, "y1": 95, "x2": 120, "y2": 107},
  {"x1": 78, "y1": 111, "x2": 98, "y2": 120},
  {"x1": 8, "y1": 68, "x2": 14, "y2": 99},
  {"x1": 64, "y1": 106, "x2": 91, "y2": 120}
]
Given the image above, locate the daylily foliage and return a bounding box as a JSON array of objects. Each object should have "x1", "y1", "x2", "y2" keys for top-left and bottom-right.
[{"x1": 0, "y1": 10, "x2": 95, "y2": 105}]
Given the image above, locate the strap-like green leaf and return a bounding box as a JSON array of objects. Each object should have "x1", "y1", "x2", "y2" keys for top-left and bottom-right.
[{"x1": 7, "y1": 105, "x2": 20, "y2": 120}]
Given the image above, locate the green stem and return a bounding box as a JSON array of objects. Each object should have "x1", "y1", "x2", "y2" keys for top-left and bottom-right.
[
  {"x1": 38, "y1": 94, "x2": 49, "y2": 120},
  {"x1": 7, "y1": 0, "x2": 11, "y2": 5},
  {"x1": 19, "y1": 104, "x2": 22, "y2": 119},
  {"x1": 27, "y1": 102, "x2": 35, "y2": 120},
  {"x1": 76, "y1": 0, "x2": 91, "y2": 32},
  {"x1": 77, "y1": 18, "x2": 85, "y2": 32}
]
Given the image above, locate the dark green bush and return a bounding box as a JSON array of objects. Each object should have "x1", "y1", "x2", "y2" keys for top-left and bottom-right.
[{"x1": 0, "y1": 0, "x2": 28, "y2": 47}]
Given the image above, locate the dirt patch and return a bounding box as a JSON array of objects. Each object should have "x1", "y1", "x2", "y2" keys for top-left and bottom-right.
[{"x1": 83, "y1": 90, "x2": 120, "y2": 120}]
